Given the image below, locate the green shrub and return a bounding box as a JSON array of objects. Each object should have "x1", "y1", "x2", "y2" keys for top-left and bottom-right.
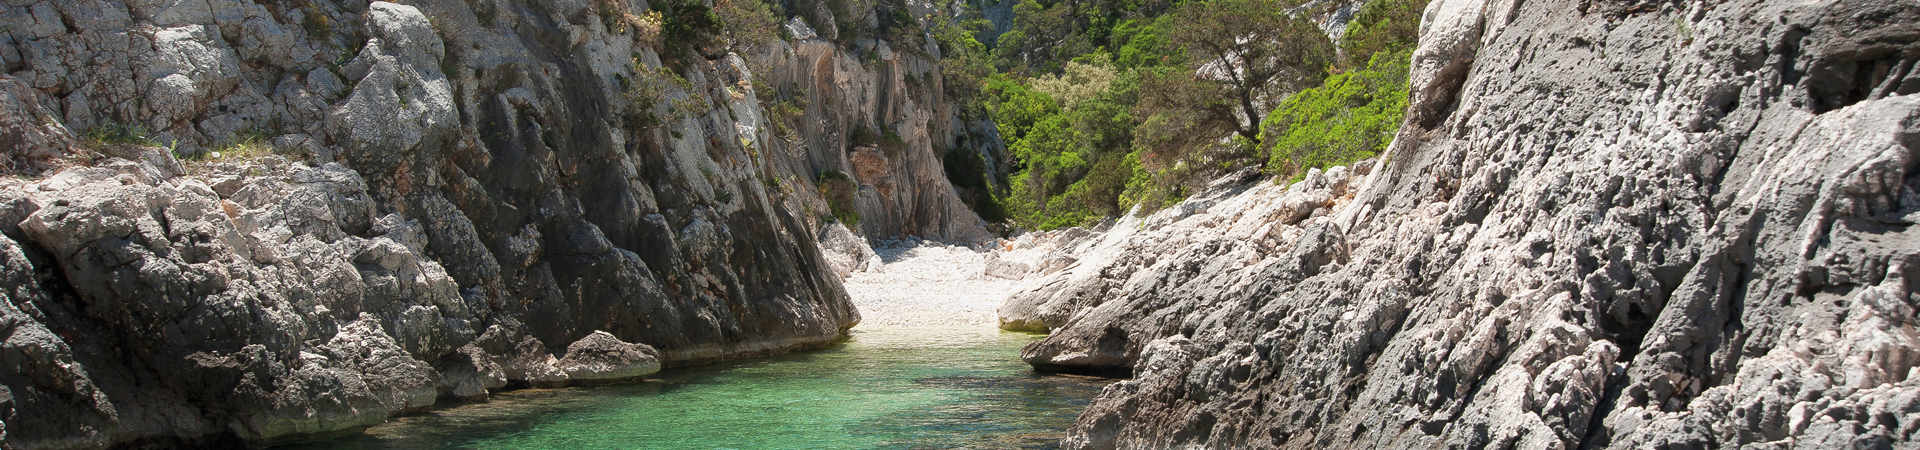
[
  {"x1": 879, "y1": 129, "x2": 907, "y2": 158},
  {"x1": 942, "y1": 146, "x2": 1008, "y2": 222},
  {"x1": 932, "y1": 15, "x2": 993, "y2": 103},
  {"x1": 1259, "y1": 49, "x2": 1410, "y2": 181},
  {"x1": 81, "y1": 122, "x2": 155, "y2": 147},
  {"x1": 652, "y1": 0, "x2": 720, "y2": 59},
  {"x1": 946, "y1": 0, "x2": 1421, "y2": 229},
  {"x1": 1338, "y1": 0, "x2": 1428, "y2": 68},
  {"x1": 817, "y1": 170, "x2": 862, "y2": 226},
  {"x1": 622, "y1": 62, "x2": 708, "y2": 129},
  {"x1": 715, "y1": 0, "x2": 780, "y2": 51}
]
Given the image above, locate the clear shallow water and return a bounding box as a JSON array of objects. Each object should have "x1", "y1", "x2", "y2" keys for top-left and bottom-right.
[{"x1": 283, "y1": 327, "x2": 1112, "y2": 449}]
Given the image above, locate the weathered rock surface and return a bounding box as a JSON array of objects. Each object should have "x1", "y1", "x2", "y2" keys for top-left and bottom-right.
[
  {"x1": 1010, "y1": 0, "x2": 1920, "y2": 448},
  {"x1": 557, "y1": 331, "x2": 662, "y2": 383},
  {"x1": 0, "y1": 75, "x2": 72, "y2": 174},
  {"x1": 0, "y1": 0, "x2": 1005, "y2": 445},
  {"x1": 997, "y1": 166, "x2": 1358, "y2": 336},
  {"x1": 982, "y1": 252, "x2": 1031, "y2": 280},
  {"x1": 752, "y1": 23, "x2": 998, "y2": 243},
  {"x1": 818, "y1": 222, "x2": 879, "y2": 278}
]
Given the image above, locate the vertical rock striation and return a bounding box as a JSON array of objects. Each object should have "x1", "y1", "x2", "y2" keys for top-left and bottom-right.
[
  {"x1": 0, "y1": 0, "x2": 992, "y2": 446},
  {"x1": 1009, "y1": 0, "x2": 1920, "y2": 447}
]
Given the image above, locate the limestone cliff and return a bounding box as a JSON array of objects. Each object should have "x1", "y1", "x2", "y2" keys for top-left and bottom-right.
[
  {"x1": 0, "y1": 0, "x2": 988, "y2": 446},
  {"x1": 1003, "y1": 0, "x2": 1920, "y2": 447}
]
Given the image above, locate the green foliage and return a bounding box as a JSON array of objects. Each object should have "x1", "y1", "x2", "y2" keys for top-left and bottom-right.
[
  {"x1": 1117, "y1": 150, "x2": 1185, "y2": 211},
  {"x1": 932, "y1": 15, "x2": 995, "y2": 103},
  {"x1": 715, "y1": 0, "x2": 781, "y2": 51},
  {"x1": 1338, "y1": 0, "x2": 1428, "y2": 67},
  {"x1": 1110, "y1": 17, "x2": 1181, "y2": 69},
  {"x1": 1028, "y1": 53, "x2": 1118, "y2": 109},
  {"x1": 622, "y1": 62, "x2": 709, "y2": 129},
  {"x1": 653, "y1": 0, "x2": 720, "y2": 59},
  {"x1": 81, "y1": 122, "x2": 155, "y2": 147},
  {"x1": 817, "y1": 170, "x2": 862, "y2": 226},
  {"x1": 991, "y1": 0, "x2": 1095, "y2": 74},
  {"x1": 1260, "y1": 49, "x2": 1410, "y2": 181},
  {"x1": 1161, "y1": 0, "x2": 1332, "y2": 142},
  {"x1": 766, "y1": 93, "x2": 807, "y2": 142},
  {"x1": 823, "y1": 0, "x2": 882, "y2": 44},
  {"x1": 984, "y1": 57, "x2": 1148, "y2": 229},
  {"x1": 1255, "y1": 0, "x2": 1425, "y2": 180},
  {"x1": 981, "y1": 75, "x2": 1061, "y2": 142},
  {"x1": 881, "y1": 1, "x2": 925, "y2": 46},
  {"x1": 599, "y1": 0, "x2": 665, "y2": 42},
  {"x1": 212, "y1": 130, "x2": 274, "y2": 160},
  {"x1": 942, "y1": 146, "x2": 1008, "y2": 222},
  {"x1": 1130, "y1": 65, "x2": 1234, "y2": 166},
  {"x1": 941, "y1": 0, "x2": 1419, "y2": 230}
]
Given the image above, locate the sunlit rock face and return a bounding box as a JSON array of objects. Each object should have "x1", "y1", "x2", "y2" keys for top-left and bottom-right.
[
  {"x1": 0, "y1": 0, "x2": 1001, "y2": 445},
  {"x1": 1007, "y1": 0, "x2": 1920, "y2": 448}
]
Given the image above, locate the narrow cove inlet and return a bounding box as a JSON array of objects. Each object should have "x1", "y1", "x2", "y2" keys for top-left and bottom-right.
[{"x1": 283, "y1": 243, "x2": 1111, "y2": 449}]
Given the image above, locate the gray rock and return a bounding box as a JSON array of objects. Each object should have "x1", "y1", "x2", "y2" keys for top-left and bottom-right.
[
  {"x1": 0, "y1": 75, "x2": 73, "y2": 175},
  {"x1": 0, "y1": 232, "x2": 117, "y2": 449},
  {"x1": 557, "y1": 331, "x2": 663, "y2": 383},
  {"x1": 996, "y1": 168, "x2": 1355, "y2": 336},
  {"x1": 1022, "y1": 0, "x2": 1920, "y2": 448},
  {"x1": 982, "y1": 252, "x2": 1030, "y2": 280},
  {"x1": 237, "y1": 317, "x2": 440, "y2": 441},
  {"x1": 437, "y1": 344, "x2": 507, "y2": 402},
  {"x1": 751, "y1": 35, "x2": 998, "y2": 243},
  {"x1": 325, "y1": 2, "x2": 456, "y2": 182},
  {"x1": 818, "y1": 222, "x2": 878, "y2": 278},
  {"x1": 0, "y1": 0, "x2": 981, "y2": 445}
]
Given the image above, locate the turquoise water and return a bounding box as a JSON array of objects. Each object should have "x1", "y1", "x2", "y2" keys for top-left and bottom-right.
[{"x1": 288, "y1": 327, "x2": 1112, "y2": 449}]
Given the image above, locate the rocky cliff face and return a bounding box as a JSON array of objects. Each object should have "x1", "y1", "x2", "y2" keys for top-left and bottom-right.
[
  {"x1": 0, "y1": 0, "x2": 989, "y2": 446},
  {"x1": 752, "y1": 21, "x2": 996, "y2": 243},
  {"x1": 1004, "y1": 0, "x2": 1920, "y2": 447}
]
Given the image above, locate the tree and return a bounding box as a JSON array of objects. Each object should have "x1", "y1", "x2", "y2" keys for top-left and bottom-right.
[
  {"x1": 991, "y1": 0, "x2": 1092, "y2": 74},
  {"x1": 932, "y1": 14, "x2": 994, "y2": 102},
  {"x1": 1131, "y1": 66, "x2": 1233, "y2": 168},
  {"x1": 1162, "y1": 0, "x2": 1333, "y2": 143},
  {"x1": 714, "y1": 0, "x2": 781, "y2": 54}
]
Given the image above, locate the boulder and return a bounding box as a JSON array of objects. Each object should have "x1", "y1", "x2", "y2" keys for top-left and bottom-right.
[
  {"x1": 557, "y1": 331, "x2": 663, "y2": 383},
  {"x1": 818, "y1": 222, "x2": 878, "y2": 278},
  {"x1": 981, "y1": 252, "x2": 1030, "y2": 280}
]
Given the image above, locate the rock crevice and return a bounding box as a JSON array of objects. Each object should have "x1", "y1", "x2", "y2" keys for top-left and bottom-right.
[
  {"x1": 0, "y1": 0, "x2": 996, "y2": 445},
  {"x1": 1003, "y1": 0, "x2": 1920, "y2": 448}
]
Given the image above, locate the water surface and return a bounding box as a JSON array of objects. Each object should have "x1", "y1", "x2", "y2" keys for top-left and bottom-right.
[{"x1": 288, "y1": 327, "x2": 1111, "y2": 449}]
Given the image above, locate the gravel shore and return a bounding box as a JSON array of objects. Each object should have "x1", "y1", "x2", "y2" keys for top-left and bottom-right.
[{"x1": 842, "y1": 242, "x2": 1024, "y2": 330}]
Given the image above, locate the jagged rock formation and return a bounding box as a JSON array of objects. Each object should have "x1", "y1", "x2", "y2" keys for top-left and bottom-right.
[
  {"x1": 0, "y1": 0, "x2": 993, "y2": 446},
  {"x1": 996, "y1": 164, "x2": 1366, "y2": 339},
  {"x1": 1006, "y1": 0, "x2": 1920, "y2": 447}
]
